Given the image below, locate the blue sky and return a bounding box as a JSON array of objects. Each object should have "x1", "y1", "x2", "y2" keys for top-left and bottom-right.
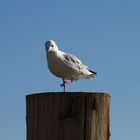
[{"x1": 0, "y1": 0, "x2": 140, "y2": 139}]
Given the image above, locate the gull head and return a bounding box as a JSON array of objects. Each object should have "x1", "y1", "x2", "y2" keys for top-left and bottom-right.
[{"x1": 45, "y1": 40, "x2": 59, "y2": 53}]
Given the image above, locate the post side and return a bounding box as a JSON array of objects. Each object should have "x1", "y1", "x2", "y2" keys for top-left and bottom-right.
[{"x1": 26, "y1": 92, "x2": 110, "y2": 140}]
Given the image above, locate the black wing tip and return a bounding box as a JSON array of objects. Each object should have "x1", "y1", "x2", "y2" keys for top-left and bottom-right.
[{"x1": 89, "y1": 70, "x2": 97, "y2": 75}]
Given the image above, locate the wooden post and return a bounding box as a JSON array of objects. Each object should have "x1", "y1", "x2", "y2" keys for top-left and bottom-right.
[{"x1": 26, "y1": 92, "x2": 110, "y2": 140}]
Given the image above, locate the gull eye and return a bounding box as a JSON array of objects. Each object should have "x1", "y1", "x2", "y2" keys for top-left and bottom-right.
[{"x1": 51, "y1": 44, "x2": 54, "y2": 47}]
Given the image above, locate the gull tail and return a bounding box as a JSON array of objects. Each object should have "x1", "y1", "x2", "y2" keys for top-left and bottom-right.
[
  {"x1": 88, "y1": 70, "x2": 97, "y2": 78},
  {"x1": 89, "y1": 70, "x2": 97, "y2": 75},
  {"x1": 81, "y1": 69, "x2": 97, "y2": 79}
]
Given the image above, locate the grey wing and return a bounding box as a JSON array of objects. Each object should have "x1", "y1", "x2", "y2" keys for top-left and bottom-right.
[{"x1": 62, "y1": 53, "x2": 88, "y2": 71}]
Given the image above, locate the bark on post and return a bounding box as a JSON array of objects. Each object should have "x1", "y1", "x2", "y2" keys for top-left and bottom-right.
[{"x1": 26, "y1": 92, "x2": 110, "y2": 140}]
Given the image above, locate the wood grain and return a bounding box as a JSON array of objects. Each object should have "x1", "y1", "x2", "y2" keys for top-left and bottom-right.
[{"x1": 26, "y1": 92, "x2": 110, "y2": 140}]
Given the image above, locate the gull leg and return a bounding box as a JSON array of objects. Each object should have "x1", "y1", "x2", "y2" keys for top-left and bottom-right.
[
  {"x1": 64, "y1": 83, "x2": 66, "y2": 92},
  {"x1": 60, "y1": 79, "x2": 67, "y2": 92},
  {"x1": 60, "y1": 78, "x2": 74, "y2": 92},
  {"x1": 63, "y1": 79, "x2": 66, "y2": 92}
]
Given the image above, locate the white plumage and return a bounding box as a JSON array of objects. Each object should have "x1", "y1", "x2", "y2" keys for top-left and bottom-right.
[{"x1": 45, "y1": 40, "x2": 97, "y2": 92}]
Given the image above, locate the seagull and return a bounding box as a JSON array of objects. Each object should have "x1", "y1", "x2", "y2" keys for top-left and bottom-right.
[{"x1": 45, "y1": 40, "x2": 97, "y2": 92}]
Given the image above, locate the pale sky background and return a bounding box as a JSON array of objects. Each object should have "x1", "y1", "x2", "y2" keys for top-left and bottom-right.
[{"x1": 0, "y1": 0, "x2": 140, "y2": 140}]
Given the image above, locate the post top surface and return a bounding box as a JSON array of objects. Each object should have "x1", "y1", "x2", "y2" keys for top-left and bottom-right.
[{"x1": 26, "y1": 92, "x2": 111, "y2": 98}]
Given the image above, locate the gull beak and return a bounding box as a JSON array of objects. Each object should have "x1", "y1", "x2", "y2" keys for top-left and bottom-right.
[{"x1": 48, "y1": 47, "x2": 53, "y2": 53}]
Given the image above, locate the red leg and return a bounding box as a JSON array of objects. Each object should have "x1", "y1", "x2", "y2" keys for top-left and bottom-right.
[
  {"x1": 60, "y1": 79, "x2": 67, "y2": 92},
  {"x1": 60, "y1": 78, "x2": 74, "y2": 92}
]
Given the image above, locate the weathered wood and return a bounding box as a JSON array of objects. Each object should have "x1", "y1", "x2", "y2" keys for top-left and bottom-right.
[{"x1": 26, "y1": 92, "x2": 110, "y2": 140}]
